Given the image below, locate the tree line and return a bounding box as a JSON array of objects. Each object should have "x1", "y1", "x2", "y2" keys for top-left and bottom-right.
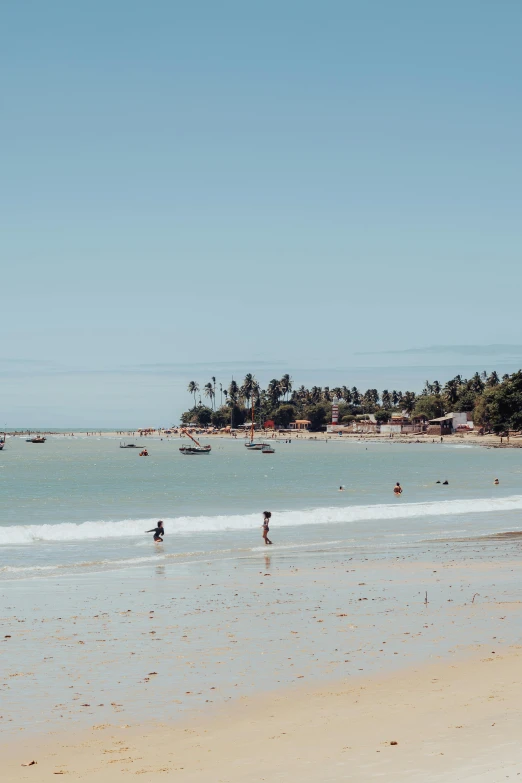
[{"x1": 181, "y1": 370, "x2": 522, "y2": 433}]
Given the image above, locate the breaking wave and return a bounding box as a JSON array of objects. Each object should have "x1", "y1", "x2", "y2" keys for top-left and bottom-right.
[{"x1": 1, "y1": 495, "x2": 522, "y2": 545}]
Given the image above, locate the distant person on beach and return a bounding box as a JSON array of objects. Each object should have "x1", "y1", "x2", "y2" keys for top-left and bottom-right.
[
  {"x1": 262, "y1": 511, "x2": 273, "y2": 545},
  {"x1": 146, "y1": 521, "x2": 164, "y2": 542},
  {"x1": 393, "y1": 482, "x2": 403, "y2": 496}
]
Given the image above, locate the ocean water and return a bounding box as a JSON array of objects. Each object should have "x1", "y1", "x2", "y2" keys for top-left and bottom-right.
[
  {"x1": 3, "y1": 434, "x2": 522, "y2": 735},
  {"x1": 1, "y1": 434, "x2": 522, "y2": 580}
]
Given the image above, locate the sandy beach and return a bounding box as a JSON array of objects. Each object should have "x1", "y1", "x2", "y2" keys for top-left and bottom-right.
[
  {"x1": 4, "y1": 644, "x2": 522, "y2": 781},
  {"x1": 6, "y1": 429, "x2": 522, "y2": 448},
  {"x1": 3, "y1": 547, "x2": 522, "y2": 781}
]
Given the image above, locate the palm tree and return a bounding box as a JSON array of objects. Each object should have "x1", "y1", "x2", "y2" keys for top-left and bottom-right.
[
  {"x1": 212, "y1": 376, "x2": 216, "y2": 407},
  {"x1": 241, "y1": 374, "x2": 256, "y2": 408},
  {"x1": 401, "y1": 391, "x2": 416, "y2": 415},
  {"x1": 392, "y1": 390, "x2": 400, "y2": 407},
  {"x1": 381, "y1": 390, "x2": 391, "y2": 409},
  {"x1": 341, "y1": 386, "x2": 352, "y2": 404},
  {"x1": 219, "y1": 383, "x2": 223, "y2": 407},
  {"x1": 443, "y1": 379, "x2": 459, "y2": 407},
  {"x1": 228, "y1": 379, "x2": 239, "y2": 405},
  {"x1": 351, "y1": 387, "x2": 361, "y2": 406},
  {"x1": 204, "y1": 382, "x2": 215, "y2": 409},
  {"x1": 279, "y1": 374, "x2": 292, "y2": 401},
  {"x1": 187, "y1": 381, "x2": 199, "y2": 408},
  {"x1": 471, "y1": 372, "x2": 485, "y2": 394},
  {"x1": 267, "y1": 378, "x2": 282, "y2": 408},
  {"x1": 487, "y1": 371, "x2": 499, "y2": 387}
]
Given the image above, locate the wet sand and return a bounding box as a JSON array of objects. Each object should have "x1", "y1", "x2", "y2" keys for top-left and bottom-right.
[{"x1": 3, "y1": 541, "x2": 522, "y2": 780}]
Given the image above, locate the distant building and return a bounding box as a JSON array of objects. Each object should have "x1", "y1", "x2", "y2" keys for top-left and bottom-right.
[
  {"x1": 289, "y1": 420, "x2": 311, "y2": 430},
  {"x1": 428, "y1": 412, "x2": 473, "y2": 435}
]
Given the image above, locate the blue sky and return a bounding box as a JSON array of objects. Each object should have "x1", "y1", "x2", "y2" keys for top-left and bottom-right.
[{"x1": 2, "y1": 1, "x2": 521, "y2": 425}]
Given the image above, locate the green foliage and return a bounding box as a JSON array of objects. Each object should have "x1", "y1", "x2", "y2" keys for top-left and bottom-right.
[
  {"x1": 181, "y1": 369, "x2": 522, "y2": 433},
  {"x1": 304, "y1": 404, "x2": 329, "y2": 431},
  {"x1": 412, "y1": 395, "x2": 444, "y2": 420},
  {"x1": 273, "y1": 404, "x2": 296, "y2": 427},
  {"x1": 211, "y1": 407, "x2": 230, "y2": 427}
]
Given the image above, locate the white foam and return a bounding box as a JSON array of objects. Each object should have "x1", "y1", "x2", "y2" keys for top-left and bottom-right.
[{"x1": 1, "y1": 494, "x2": 522, "y2": 545}]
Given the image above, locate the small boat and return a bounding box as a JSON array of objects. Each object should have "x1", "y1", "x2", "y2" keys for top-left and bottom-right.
[
  {"x1": 26, "y1": 435, "x2": 46, "y2": 443},
  {"x1": 179, "y1": 428, "x2": 211, "y2": 455},
  {"x1": 0, "y1": 433, "x2": 5, "y2": 450},
  {"x1": 262, "y1": 445, "x2": 275, "y2": 454},
  {"x1": 120, "y1": 440, "x2": 142, "y2": 448},
  {"x1": 245, "y1": 404, "x2": 270, "y2": 450}
]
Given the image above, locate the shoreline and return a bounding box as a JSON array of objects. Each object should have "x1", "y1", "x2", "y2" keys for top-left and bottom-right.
[
  {"x1": 4, "y1": 644, "x2": 522, "y2": 781},
  {"x1": 3, "y1": 429, "x2": 519, "y2": 447}
]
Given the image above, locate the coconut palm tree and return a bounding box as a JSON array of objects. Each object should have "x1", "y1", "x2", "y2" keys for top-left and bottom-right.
[
  {"x1": 241, "y1": 374, "x2": 256, "y2": 408},
  {"x1": 187, "y1": 381, "x2": 199, "y2": 407},
  {"x1": 279, "y1": 374, "x2": 293, "y2": 401},
  {"x1": 212, "y1": 376, "x2": 216, "y2": 407},
  {"x1": 381, "y1": 390, "x2": 391, "y2": 409},
  {"x1": 341, "y1": 386, "x2": 352, "y2": 404},
  {"x1": 351, "y1": 387, "x2": 361, "y2": 406},
  {"x1": 228, "y1": 379, "x2": 239, "y2": 405},
  {"x1": 219, "y1": 383, "x2": 223, "y2": 407},
  {"x1": 401, "y1": 391, "x2": 416, "y2": 415},
  {"x1": 443, "y1": 379, "x2": 459, "y2": 407},
  {"x1": 267, "y1": 379, "x2": 282, "y2": 408},
  {"x1": 487, "y1": 371, "x2": 499, "y2": 387},
  {"x1": 204, "y1": 382, "x2": 215, "y2": 409}
]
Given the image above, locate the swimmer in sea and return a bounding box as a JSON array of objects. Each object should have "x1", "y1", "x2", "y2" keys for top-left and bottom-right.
[
  {"x1": 393, "y1": 482, "x2": 403, "y2": 496},
  {"x1": 146, "y1": 521, "x2": 164, "y2": 542},
  {"x1": 262, "y1": 511, "x2": 273, "y2": 545},
  {"x1": 494, "y1": 478, "x2": 499, "y2": 485},
  {"x1": 339, "y1": 485, "x2": 344, "y2": 491}
]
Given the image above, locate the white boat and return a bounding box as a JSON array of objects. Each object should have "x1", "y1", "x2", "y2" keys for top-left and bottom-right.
[
  {"x1": 179, "y1": 428, "x2": 211, "y2": 455},
  {"x1": 262, "y1": 445, "x2": 275, "y2": 454}
]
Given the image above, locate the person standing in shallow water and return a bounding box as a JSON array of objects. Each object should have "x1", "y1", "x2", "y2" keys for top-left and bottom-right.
[
  {"x1": 393, "y1": 482, "x2": 403, "y2": 496},
  {"x1": 262, "y1": 511, "x2": 273, "y2": 545},
  {"x1": 146, "y1": 521, "x2": 164, "y2": 542}
]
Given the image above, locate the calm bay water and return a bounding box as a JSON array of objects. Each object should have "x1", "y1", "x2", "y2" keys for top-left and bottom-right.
[{"x1": 1, "y1": 435, "x2": 522, "y2": 579}]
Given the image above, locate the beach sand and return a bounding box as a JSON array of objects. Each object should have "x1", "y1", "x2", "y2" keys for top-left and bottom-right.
[
  {"x1": 3, "y1": 550, "x2": 522, "y2": 781},
  {"x1": 4, "y1": 646, "x2": 522, "y2": 782}
]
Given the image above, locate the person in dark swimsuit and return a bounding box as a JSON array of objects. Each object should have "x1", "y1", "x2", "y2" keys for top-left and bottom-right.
[
  {"x1": 146, "y1": 521, "x2": 164, "y2": 542},
  {"x1": 262, "y1": 511, "x2": 272, "y2": 545}
]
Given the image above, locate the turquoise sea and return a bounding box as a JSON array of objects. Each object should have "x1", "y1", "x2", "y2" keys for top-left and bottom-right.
[{"x1": 2, "y1": 434, "x2": 522, "y2": 579}]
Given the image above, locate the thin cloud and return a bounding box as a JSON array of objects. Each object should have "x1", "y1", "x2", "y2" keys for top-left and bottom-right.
[{"x1": 356, "y1": 345, "x2": 522, "y2": 357}]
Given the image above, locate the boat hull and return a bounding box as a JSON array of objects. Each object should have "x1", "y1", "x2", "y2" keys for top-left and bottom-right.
[{"x1": 179, "y1": 447, "x2": 211, "y2": 455}]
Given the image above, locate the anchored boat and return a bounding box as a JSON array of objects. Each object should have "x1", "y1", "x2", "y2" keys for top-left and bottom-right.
[
  {"x1": 26, "y1": 434, "x2": 46, "y2": 443},
  {"x1": 0, "y1": 433, "x2": 5, "y2": 450},
  {"x1": 179, "y1": 428, "x2": 211, "y2": 455},
  {"x1": 245, "y1": 400, "x2": 270, "y2": 450}
]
